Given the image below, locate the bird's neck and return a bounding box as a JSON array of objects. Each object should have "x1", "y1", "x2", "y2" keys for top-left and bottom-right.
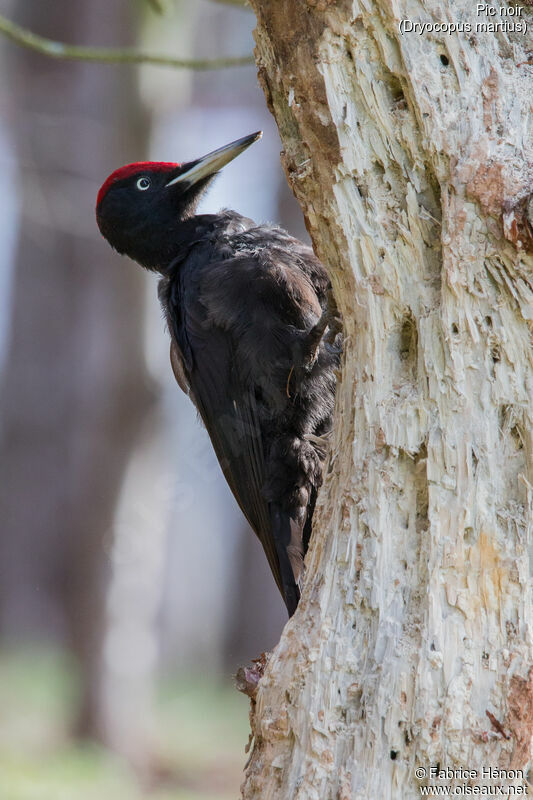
[
  {"x1": 148, "y1": 212, "x2": 246, "y2": 276},
  {"x1": 132, "y1": 215, "x2": 211, "y2": 274}
]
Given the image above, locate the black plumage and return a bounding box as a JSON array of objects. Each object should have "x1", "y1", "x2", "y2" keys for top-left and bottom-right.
[{"x1": 96, "y1": 133, "x2": 341, "y2": 616}]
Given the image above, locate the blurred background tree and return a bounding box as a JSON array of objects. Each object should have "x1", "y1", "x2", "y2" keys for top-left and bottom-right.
[
  {"x1": 0, "y1": 0, "x2": 154, "y2": 750},
  {"x1": 0, "y1": 0, "x2": 305, "y2": 796}
]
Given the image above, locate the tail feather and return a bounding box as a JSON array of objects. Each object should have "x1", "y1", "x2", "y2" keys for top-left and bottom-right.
[{"x1": 270, "y1": 505, "x2": 303, "y2": 616}]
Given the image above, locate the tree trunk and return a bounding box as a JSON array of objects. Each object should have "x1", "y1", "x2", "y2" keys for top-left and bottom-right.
[{"x1": 242, "y1": 2, "x2": 533, "y2": 798}]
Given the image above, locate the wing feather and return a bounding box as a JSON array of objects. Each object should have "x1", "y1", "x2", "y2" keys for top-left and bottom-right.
[
  {"x1": 170, "y1": 301, "x2": 284, "y2": 595},
  {"x1": 161, "y1": 238, "x2": 331, "y2": 610}
]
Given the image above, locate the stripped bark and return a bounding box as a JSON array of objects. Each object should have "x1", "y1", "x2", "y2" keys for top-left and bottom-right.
[{"x1": 242, "y1": 1, "x2": 533, "y2": 797}]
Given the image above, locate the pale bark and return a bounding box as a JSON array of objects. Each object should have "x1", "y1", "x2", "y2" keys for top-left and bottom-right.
[{"x1": 242, "y1": 1, "x2": 533, "y2": 798}]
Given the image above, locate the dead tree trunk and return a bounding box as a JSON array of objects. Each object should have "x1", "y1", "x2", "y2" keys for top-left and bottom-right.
[{"x1": 242, "y1": 2, "x2": 533, "y2": 798}]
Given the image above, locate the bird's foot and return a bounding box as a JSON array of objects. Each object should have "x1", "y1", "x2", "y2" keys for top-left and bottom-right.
[
  {"x1": 324, "y1": 288, "x2": 343, "y2": 352},
  {"x1": 304, "y1": 430, "x2": 332, "y2": 453},
  {"x1": 303, "y1": 288, "x2": 343, "y2": 369}
]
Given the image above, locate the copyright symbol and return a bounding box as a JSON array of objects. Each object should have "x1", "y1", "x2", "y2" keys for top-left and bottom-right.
[{"x1": 415, "y1": 767, "x2": 426, "y2": 779}]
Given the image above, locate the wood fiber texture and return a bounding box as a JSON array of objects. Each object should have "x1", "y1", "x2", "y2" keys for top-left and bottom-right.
[{"x1": 244, "y1": 1, "x2": 533, "y2": 798}]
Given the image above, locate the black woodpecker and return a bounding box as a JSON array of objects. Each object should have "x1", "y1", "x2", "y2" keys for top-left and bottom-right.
[{"x1": 96, "y1": 132, "x2": 342, "y2": 616}]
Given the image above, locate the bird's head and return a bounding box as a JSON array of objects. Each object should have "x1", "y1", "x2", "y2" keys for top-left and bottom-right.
[{"x1": 96, "y1": 131, "x2": 262, "y2": 270}]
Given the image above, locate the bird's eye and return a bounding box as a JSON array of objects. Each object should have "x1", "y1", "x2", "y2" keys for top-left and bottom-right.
[{"x1": 136, "y1": 177, "x2": 151, "y2": 191}]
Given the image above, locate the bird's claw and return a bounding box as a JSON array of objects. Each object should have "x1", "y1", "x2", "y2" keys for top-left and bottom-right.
[
  {"x1": 304, "y1": 430, "x2": 332, "y2": 454},
  {"x1": 324, "y1": 288, "x2": 343, "y2": 346},
  {"x1": 303, "y1": 289, "x2": 343, "y2": 369}
]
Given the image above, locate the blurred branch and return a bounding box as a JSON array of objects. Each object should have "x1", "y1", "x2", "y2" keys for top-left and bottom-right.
[{"x1": 0, "y1": 12, "x2": 254, "y2": 69}]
